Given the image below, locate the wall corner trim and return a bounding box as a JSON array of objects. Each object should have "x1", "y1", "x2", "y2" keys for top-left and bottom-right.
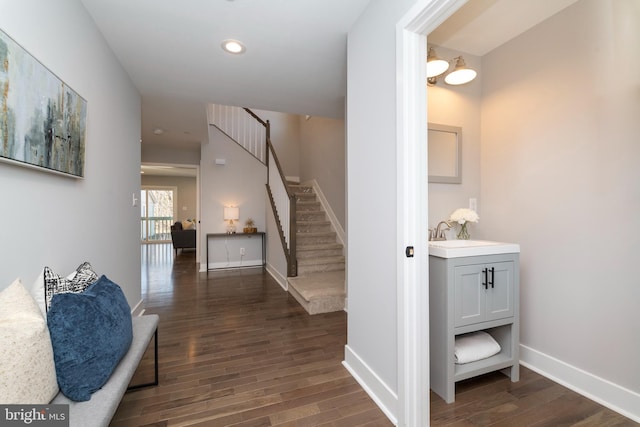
[
  {"x1": 265, "y1": 263, "x2": 288, "y2": 291},
  {"x1": 520, "y1": 344, "x2": 640, "y2": 423},
  {"x1": 343, "y1": 345, "x2": 398, "y2": 425}
]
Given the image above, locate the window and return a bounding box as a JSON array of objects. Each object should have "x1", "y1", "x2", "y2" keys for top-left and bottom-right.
[{"x1": 141, "y1": 187, "x2": 177, "y2": 243}]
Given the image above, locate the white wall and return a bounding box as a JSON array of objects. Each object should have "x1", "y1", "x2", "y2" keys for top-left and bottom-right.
[
  {"x1": 141, "y1": 175, "x2": 197, "y2": 222},
  {"x1": 199, "y1": 126, "x2": 267, "y2": 270},
  {"x1": 427, "y1": 47, "x2": 482, "y2": 238},
  {"x1": 480, "y1": 0, "x2": 640, "y2": 418},
  {"x1": 141, "y1": 144, "x2": 200, "y2": 166},
  {"x1": 346, "y1": 0, "x2": 419, "y2": 419},
  {"x1": 299, "y1": 116, "x2": 346, "y2": 229},
  {"x1": 0, "y1": 0, "x2": 142, "y2": 307},
  {"x1": 253, "y1": 109, "x2": 301, "y2": 178}
]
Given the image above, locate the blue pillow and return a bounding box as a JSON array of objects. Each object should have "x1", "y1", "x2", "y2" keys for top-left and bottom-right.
[{"x1": 47, "y1": 275, "x2": 132, "y2": 401}]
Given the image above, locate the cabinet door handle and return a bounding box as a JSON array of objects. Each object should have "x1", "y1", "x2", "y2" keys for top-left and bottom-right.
[
  {"x1": 482, "y1": 268, "x2": 488, "y2": 289},
  {"x1": 489, "y1": 267, "x2": 495, "y2": 288}
]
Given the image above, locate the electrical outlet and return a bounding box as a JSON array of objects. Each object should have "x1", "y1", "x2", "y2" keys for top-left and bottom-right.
[
  {"x1": 469, "y1": 198, "x2": 477, "y2": 212},
  {"x1": 240, "y1": 247, "x2": 245, "y2": 256}
]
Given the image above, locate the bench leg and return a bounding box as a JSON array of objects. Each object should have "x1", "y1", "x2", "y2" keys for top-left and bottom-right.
[{"x1": 127, "y1": 328, "x2": 159, "y2": 391}]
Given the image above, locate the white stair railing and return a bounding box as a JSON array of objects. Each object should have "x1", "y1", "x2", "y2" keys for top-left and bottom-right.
[
  {"x1": 209, "y1": 104, "x2": 297, "y2": 276},
  {"x1": 264, "y1": 125, "x2": 297, "y2": 277},
  {"x1": 207, "y1": 104, "x2": 266, "y2": 164}
]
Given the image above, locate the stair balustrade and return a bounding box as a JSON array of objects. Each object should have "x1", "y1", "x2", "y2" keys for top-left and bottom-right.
[
  {"x1": 209, "y1": 104, "x2": 297, "y2": 276},
  {"x1": 207, "y1": 104, "x2": 267, "y2": 164}
]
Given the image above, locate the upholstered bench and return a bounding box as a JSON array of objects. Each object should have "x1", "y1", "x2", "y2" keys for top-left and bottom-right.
[{"x1": 51, "y1": 314, "x2": 159, "y2": 427}]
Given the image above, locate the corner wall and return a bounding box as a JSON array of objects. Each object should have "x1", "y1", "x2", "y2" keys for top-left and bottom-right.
[
  {"x1": 299, "y1": 116, "x2": 346, "y2": 229},
  {"x1": 0, "y1": 0, "x2": 142, "y2": 307},
  {"x1": 199, "y1": 126, "x2": 267, "y2": 270},
  {"x1": 480, "y1": 0, "x2": 640, "y2": 419},
  {"x1": 427, "y1": 47, "x2": 482, "y2": 237},
  {"x1": 346, "y1": 0, "x2": 421, "y2": 421}
]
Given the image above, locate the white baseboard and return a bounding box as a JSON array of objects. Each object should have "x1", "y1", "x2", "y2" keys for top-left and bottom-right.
[
  {"x1": 130, "y1": 299, "x2": 144, "y2": 316},
  {"x1": 266, "y1": 262, "x2": 288, "y2": 291},
  {"x1": 520, "y1": 344, "x2": 640, "y2": 423},
  {"x1": 206, "y1": 259, "x2": 263, "y2": 270},
  {"x1": 343, "y1": 345, "x2": 398, "y2": 426}
]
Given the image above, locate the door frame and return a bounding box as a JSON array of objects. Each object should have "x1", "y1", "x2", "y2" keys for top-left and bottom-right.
[
  {"x1": 141, "y1": 162, "x2": 201, "y2": 262},
  {"x1": 395, "y1": 0, "x2": 468, "y2": 425}
]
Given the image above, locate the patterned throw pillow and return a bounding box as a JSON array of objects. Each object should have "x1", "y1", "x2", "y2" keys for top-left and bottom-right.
[{"x1": 44, "y1": 262, "x2": 99, "y2": 311}]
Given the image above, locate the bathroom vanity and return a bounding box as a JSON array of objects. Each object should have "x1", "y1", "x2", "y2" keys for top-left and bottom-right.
[{"x1": 428, "y1": 240, "x2": 520, "y2": 403}]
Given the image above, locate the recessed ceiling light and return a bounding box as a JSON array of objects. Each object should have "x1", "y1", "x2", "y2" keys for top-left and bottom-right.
[{"x1": 221, "y1": 39, "x2": 245, "y2": 54}]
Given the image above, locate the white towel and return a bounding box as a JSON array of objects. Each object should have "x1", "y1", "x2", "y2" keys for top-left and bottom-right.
[{"x1": 454, "y1": 331, "x2": 501, "y2": 364}]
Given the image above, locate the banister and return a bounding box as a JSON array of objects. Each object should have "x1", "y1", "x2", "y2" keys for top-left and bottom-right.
[
  {"x1": 243, "y1": 107, "x2": 268, "y2": 127},
  {"x1": 266, "y1": 138, "x2": 295, "y2": 198},
  {"x1": 244, "y1": 107, "x2": 297, "y2": 277}
]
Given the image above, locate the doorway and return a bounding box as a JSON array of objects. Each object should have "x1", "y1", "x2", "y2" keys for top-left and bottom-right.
[{"x1": 140, "y1": 187, "x2": 177, "y2": 243}]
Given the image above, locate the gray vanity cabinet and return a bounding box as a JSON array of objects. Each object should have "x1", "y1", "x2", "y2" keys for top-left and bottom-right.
[
  {"x1": 454, "y1": 261, "x2": 514, "y2": 327},
  {"x1": 429, "y1": 252, "x2": 520, "y2": 403}
]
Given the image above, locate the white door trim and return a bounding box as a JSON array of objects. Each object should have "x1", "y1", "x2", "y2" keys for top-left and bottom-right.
[{"x1": 395, "y1": 1, "x2": 468, "y2": 425}]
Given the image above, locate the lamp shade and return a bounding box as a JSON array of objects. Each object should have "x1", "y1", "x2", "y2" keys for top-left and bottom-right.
[
  {"x1": 426, "y1": 47, "x2": 450, "y2": 78},
  {"x1": 444, "y1": 56, "x2": 477, "y2": 85},
  {"x1": 223, "y1": 206, "x2": 239, "y2": 221}
]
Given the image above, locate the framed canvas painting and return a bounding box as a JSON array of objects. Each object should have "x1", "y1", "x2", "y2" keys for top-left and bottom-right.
[{"x1": 0, "y1": 29, "x2": 87, "y2": 178}]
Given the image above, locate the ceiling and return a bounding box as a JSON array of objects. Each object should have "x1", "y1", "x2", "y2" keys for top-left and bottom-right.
[{"x1": 80, "y1": 0, "x2": 579, "y2": 153}]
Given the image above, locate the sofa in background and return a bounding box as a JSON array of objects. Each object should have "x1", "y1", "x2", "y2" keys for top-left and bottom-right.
[{"x1": 170, "y1": 221, "x2": 196, "y2": 255}]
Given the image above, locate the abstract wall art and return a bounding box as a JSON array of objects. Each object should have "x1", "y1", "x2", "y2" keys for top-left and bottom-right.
[{"x1": 0, "y1": 29, "x2": 87, "y2": 178}]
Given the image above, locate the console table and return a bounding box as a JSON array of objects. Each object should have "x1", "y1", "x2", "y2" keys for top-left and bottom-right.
[{"x1": 205, "y1": 232, "x2": 266, "y2": 271}]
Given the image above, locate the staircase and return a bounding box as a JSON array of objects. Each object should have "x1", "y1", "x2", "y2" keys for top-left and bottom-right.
[
  {"x1": 287, "y1": 184, "x2": 346, "y2": 315},
  {"x1": 208, "y1": 104, "x2": 345, "y2": 315}
]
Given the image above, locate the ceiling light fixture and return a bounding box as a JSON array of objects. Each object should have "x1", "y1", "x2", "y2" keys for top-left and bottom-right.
[
  {"x1": 221, "y1": 39, "x2": 246, "y2": 54},
  {"x1": 444, "y1": 56, "x2": 477, "y2": 85},
  {"x1": 426, "y1": 47, "x2": 450, "y2": 78},
  {"x1": 427, "y1": 47, "x2": 477, "y2": 86}
]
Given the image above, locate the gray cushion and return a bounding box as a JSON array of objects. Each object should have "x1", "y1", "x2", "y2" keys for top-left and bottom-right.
[{"x1": 51, "y1": 315, "x2": 159, "y2": 427}]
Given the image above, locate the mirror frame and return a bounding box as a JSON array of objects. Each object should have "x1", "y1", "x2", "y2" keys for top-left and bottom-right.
[{"x1": 428, "y1": 123, "x2": 462, "y2": 184}]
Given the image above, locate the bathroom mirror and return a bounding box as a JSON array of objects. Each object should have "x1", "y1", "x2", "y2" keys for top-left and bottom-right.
[{"x1": 428, "y1": 123, "x2": 462, "y2": 184}]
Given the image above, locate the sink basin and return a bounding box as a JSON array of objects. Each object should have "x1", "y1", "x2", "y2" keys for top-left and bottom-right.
[{"x1": 429, "y1": 239, "x2": 519, "y2": 258}]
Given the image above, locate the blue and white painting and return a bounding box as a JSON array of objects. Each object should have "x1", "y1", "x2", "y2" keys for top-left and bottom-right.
[{"x1": 0, "y1": 29, "x2": 87, "y2": 178}]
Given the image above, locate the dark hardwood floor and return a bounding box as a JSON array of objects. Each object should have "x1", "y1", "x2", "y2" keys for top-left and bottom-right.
[{"x1": 112, "y1": 244, "x2": 638, "y2": 427}]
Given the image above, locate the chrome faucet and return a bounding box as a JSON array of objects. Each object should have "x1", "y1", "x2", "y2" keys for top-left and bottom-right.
[{"x1": 429, "y1": 220, "x2": 452, "y2": 241}]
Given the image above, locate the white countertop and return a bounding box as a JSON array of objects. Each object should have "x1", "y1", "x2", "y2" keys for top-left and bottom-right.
[{"x1": 428, "y1": 240, "x2": 520, "y2": 258}]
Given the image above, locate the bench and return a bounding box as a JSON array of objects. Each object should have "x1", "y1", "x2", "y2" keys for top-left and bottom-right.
[{"x1": 51, "y1": 314, "x2": 159, "y2": 427}]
